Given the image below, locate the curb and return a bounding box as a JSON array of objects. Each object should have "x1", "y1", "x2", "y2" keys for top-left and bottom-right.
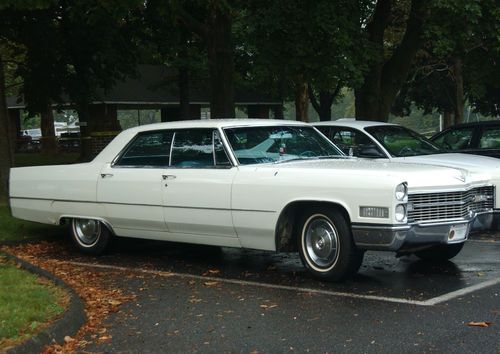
[{"x1": 1, "y1": 252, "x2": 86, "y2": 354}]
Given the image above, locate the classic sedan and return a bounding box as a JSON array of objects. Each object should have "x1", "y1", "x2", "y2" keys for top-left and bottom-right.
[
  {"x1": 431, "y1": 120, "x2": 500, "y2": 158},
  {"x1": 9, "y1": 120, "x2": 496, "y2": 281},
  {"x1": 314, "y1": 119, "x2": 500, "y2": 231}
]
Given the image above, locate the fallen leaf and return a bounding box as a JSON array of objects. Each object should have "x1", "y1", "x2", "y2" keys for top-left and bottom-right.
[
  {"x1": 204, "y1": 281, "x2": 219, "y2": 287},
  {"x1": 260, "y1": 304, "x2": 278, "y2": 310},
  {"x1": 64, "y1": 336, "x2": 74, "y2": 343},
  {"x1": 467, "y1": 321, "x2": 492, "y2": 327},
  {"x1": 108, "y1": 300, "x2": 122, "y2": 306}
]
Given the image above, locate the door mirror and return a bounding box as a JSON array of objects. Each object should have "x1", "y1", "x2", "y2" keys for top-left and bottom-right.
[{"x1": 357, "y1": 144, "x2": 386, "y2": 158}]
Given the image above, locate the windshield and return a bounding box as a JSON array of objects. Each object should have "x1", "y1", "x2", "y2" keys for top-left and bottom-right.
[
  {"x1": 365, "y1": 125, "x2": 443, "y2": 157},
  {"x1": 224, "y1": 125, "x2": 343, "y2": 165}
]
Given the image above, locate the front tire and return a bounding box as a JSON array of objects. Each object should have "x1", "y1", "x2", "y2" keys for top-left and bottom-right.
[
  {"x1": 71, "y1": 218, "x2": 111, "y2": 255},
  {"x1": 414, "y1": 243, "x2": 464, "y2": 261},
  {"x1": 297, "y1": 207, "x2": 364, "y2": 281}
]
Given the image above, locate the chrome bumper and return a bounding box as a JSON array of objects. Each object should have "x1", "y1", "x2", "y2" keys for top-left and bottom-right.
[{"x1": 352, "y1": 210, "x2": 500, "y2": 251}]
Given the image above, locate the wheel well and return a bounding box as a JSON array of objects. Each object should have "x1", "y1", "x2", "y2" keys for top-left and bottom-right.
[
  {"x1": 58, "y1": 216, "x2": 115, "y2": 235},
  {"x1": 275, "y1": 201, "x2": 351, "y2": 252}
]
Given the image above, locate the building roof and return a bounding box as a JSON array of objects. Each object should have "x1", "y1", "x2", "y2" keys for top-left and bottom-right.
[{"x1": 7, "y1": 65, "x2": 282, "y2": 109}]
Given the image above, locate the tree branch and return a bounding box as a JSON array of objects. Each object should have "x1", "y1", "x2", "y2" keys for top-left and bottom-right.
[{"x1": 174, "y1": 3, "x2": 209, "y2": 39}]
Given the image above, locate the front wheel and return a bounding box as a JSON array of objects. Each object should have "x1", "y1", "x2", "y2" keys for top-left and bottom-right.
[
  {"x1": 297, "y1": 207, "x2": 364, "y2": 281},
  {"x1": 70, "y1": 218, "x2": 111, "y2": 255},
  {"x1": 414, "y1": 243, "x2": 464, "y2": 261}
]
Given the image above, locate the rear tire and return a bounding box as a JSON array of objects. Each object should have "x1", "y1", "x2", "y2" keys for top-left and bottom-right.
[
  {"x1": 297, "y1": 207, "x2": 364, "y2": 281},
  {"x1": 414, "y1": 243, "x2": 464, "y2": 261},
  {"x1": 70, "y1": 218, "x2": 111, "y2": 255}
]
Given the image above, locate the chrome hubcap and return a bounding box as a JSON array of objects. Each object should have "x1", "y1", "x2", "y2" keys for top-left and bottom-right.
[
  {"x1": 74, "y1": 219, "x2": 100, "y2": 246},
  {"x1": 305, "y1": 217, "x2": 339, "y2": 268}
]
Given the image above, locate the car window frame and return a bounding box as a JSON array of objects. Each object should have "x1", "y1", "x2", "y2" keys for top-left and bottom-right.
[
  {"x1": 477, "y1": 124, "x2": 500, "y2": 150},
  {"x1": 112, "y1": 128, "x2": 235, "y2": 170},
  {"x1": 112, "y1": 129, "x2": 174, "y2": 169},
  {"x1": 431, "y1": 126, "x2": 476, "y2": 150},
  {"x1": 221, "y1": 124, "x2": 344, "y2": 166}
]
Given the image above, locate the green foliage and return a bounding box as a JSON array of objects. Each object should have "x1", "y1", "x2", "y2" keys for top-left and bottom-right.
[
  {"x1": 394, "y1": 0, "x2": 500, "y2": 117},
  {"x1": 0, "y1": 0, "x2": 55, "y2": 10},
  {"x1": 244, "y1": 0, "x2": 368, "y2": 100},
  {"x1": 0, "y1": 257, "x2": 66, "y2": 344}
]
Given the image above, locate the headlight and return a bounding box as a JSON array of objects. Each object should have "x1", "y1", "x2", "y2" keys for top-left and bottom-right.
[
  {"x1": 395, "y1": 182, "x2": 408, "y2": 201},
  {"x1": 395, "y1": 204, "x2": 406, "y2": 222}
]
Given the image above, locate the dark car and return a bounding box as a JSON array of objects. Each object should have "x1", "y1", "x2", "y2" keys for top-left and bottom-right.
[{"x1": 431, "y1": 120, "x2": 500, "y2": 158}]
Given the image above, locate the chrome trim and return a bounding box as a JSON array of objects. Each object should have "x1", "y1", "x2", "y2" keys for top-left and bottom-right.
[
  {"x1": 169, "y1": 131, "x2": 176, "y2": 166},
  {"x1": 219, "y1": 127, "x2": 239, "y2": 167},
  {"x1": 10, "y1": 196, "x2": 275, "y2": 213},
  {"x1": 407, "y1": 185, "x2": 495, "y2": 223},
  {"x1": 59, "y1": 215, "x2": 116, "y2": 236},
  {"x1": 212, "y1": 130, "x2": 217, "y2": 166}
]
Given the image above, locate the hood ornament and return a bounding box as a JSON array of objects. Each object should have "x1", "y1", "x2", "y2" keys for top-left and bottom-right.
[{"x1": 454, "y1": 170, "x2": 467, "y2": 183}]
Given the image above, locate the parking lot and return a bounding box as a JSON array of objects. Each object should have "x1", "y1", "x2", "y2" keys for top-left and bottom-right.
[{"x1": 10, "y1": 231, "x2": 497, "y2": 353}]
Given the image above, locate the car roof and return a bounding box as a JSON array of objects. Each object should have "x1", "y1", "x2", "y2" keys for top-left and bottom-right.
[
  {"x1": 439, "y1": 120, "x2": 500, "y2": 130},
  {"x1": 124, "y1": 118, "x2": 308, "y2": 133},
  {"x1": 313, "y1": 119, "x2": 397, "y2": 129}
]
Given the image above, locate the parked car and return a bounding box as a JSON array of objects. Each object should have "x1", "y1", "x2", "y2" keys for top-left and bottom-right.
[
  {"x1": 431, "y1": 120, "x2": 500, "y2": 158},
  {"x1": 9, "y1": 120, "x2": 496, "y2": 281},
  {"x1": 313, "y1": 119, "x2": 500, "y2": 231}
]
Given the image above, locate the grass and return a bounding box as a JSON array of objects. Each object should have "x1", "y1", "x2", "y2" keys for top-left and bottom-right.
[
  {"x1": 0, "y1": 256, "x2": 67, "y2": 347},
  {"x1": 0, "y1": 154, "x2": 73, "y2": 349},
  {"x1": 0, "y1": 205, "x2": 62, "y2": 243}
]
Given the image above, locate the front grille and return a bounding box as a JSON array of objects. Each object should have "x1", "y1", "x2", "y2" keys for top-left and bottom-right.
[{"x1": 407, "y1": 186, "x2": 495, "y2": 223}]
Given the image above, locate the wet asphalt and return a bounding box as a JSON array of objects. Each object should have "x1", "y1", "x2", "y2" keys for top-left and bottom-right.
[{"x1": 42, "y1": 232, "x2": 499, "y2": 353}]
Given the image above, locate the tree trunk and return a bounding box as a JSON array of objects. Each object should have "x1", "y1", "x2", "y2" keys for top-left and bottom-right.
[
  {"x1": 40, "y1": 106, "x2": 57, "y2": 154},
  {"x1": 452, "y1": 57, "x2": 464, "y2": 124},
  {"x1": 295, "y1": 77, "x2": 309, "y2": 122},
  {"x1": 206, "y1": 7, "x2": 235, "y2": 118},
  {"x1": 309, "y1": 85, "x2": 341, "y2": 121},
  {"x1": 355, "y1": 0, "x2": 428, "y2": 121},
  {"x1": 443, "y1": 110, "x2": 453, "y2": 129},
  {"x1": 76, "y1": 103, "x2": 93, "y2": 162},
  {"x1": 0, "y1": 52, "x2": 12, "y2": 203},
  {"x1": 273, "y1": 105, "x2": 284, "y2": 119}
]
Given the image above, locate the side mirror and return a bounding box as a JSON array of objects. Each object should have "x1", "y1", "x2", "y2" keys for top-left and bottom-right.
[{"x1": 357, "y1": 144, "x2": 386, "y2": 158}]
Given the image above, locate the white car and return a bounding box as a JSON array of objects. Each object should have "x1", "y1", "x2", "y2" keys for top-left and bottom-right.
[
  {"x1": 314, "y1": 119, "x2": 500, "y2": 231},
  {"x1": 9, "y1": 120, "x2": 497, "y2": 281}
]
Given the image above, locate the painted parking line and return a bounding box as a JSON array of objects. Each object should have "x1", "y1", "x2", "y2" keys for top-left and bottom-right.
[
  {"x1": 64, "y1": 260, "x2": 500, "y2": 307},
  {"x1": 422, "y1": 277, "x2": 500, "y2": 306}
]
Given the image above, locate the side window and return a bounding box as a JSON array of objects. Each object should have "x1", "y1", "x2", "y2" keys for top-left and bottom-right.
[
  {"x1": 328, "y1": 128, "x2": 384, "y2": 157},
  {"x1": 115, "y1": 131, "x2": 173, "y2": 167},
  {"x1": 170, "y1": 129, "x2": 232, "y2": 168},
  {"x1": 479, "y1": 127, "x2": 500, "y2": 148},
  {"x1": 214, "y1": 130, "x2": 231, "y2": 166},
  {"x1": 330, "y1": 129, "x2": 355, "y2": 154},
  {"x1": 171, "y1": 129, "x2": 213, "y2": 168},
  {"x1": 433, "y1": 128, "x2": 474, "y2": 149}
]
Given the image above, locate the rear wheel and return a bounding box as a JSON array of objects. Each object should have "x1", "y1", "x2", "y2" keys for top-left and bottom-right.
[
  {"x1": 297, "y1": 207, "x2": 364, "y2": 281},
  {"x1": 71, "y1": 218, "x2": 111, "y2": 255},
  {"x1": 414, "y1": 243, "x2": 464, "y2": 261}
]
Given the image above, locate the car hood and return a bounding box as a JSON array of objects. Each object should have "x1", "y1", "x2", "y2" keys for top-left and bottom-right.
[
  {"x1": 254, "y1": 158, "x2": 490, "y2": 192},
  {"x1": 392, "y1": 153, "x2": 500, "y2": 172}
]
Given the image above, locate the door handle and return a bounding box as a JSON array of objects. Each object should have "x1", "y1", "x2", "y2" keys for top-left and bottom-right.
[
  {"x1": 162, "y1": 174, "x2": 176, "y2": 180},
  {"x1": 101, "y1": 173, "x2": 114, "y2": 178}
]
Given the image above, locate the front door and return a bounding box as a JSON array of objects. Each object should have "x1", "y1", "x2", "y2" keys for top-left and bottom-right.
[{"x1": 162, "y1": 129, "x2": 238, "y2": 238}]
